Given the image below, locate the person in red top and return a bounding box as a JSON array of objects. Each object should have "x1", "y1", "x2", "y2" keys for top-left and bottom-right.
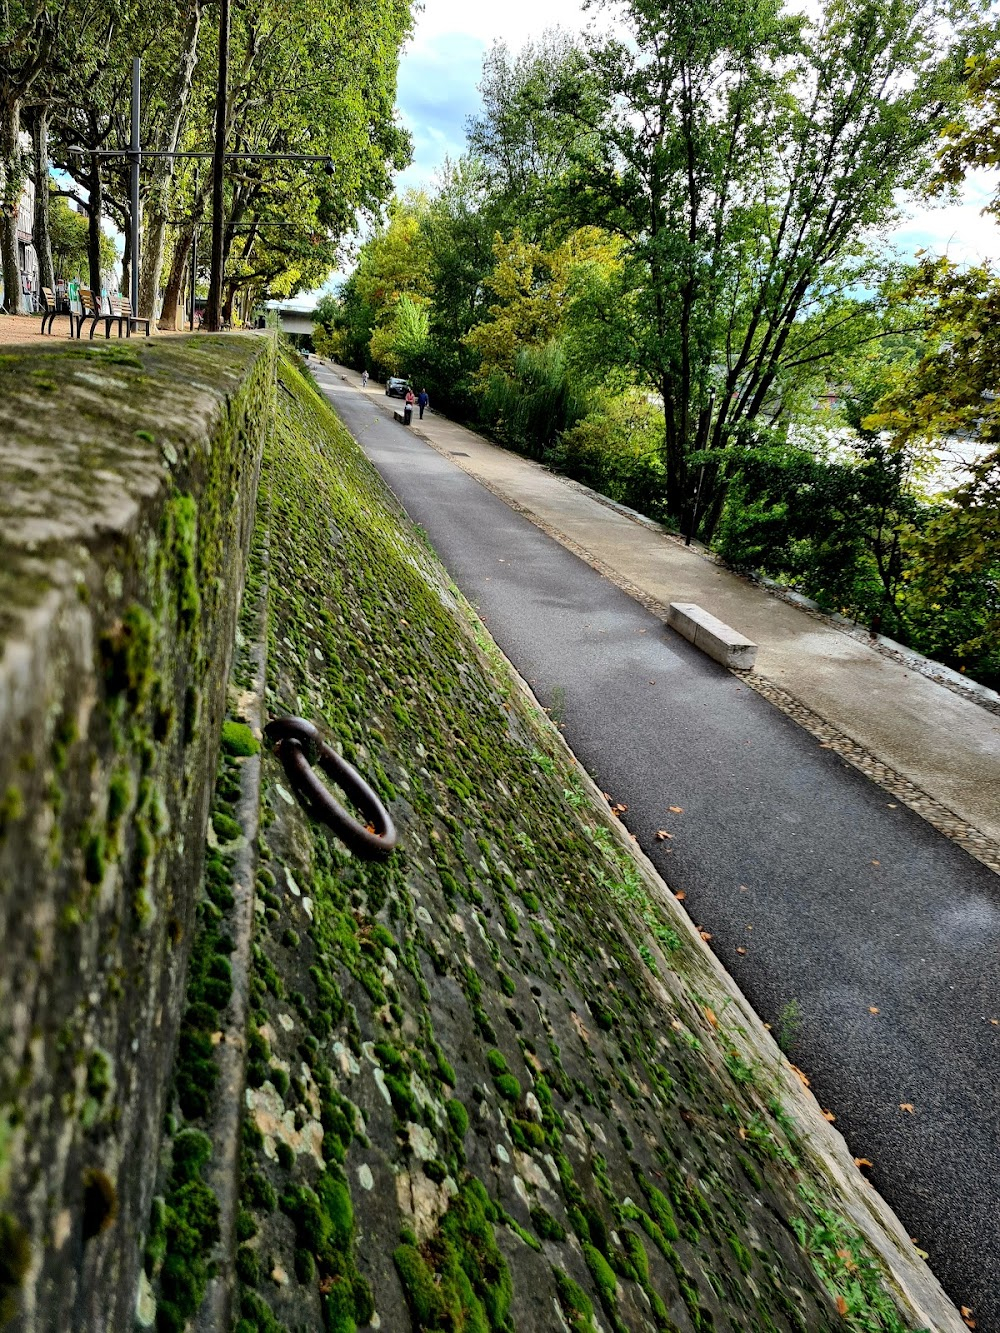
[{"x1": 404, "y1": 387, "x2": 415, "y2": 424}]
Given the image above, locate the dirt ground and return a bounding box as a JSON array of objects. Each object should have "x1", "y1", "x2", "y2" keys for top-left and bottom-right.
[{"x1": 0, "y1": 313, "x2": 189, "y2": 345}]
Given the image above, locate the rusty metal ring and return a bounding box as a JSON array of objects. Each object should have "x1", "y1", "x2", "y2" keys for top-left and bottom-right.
[{"x1": 263, "y1": 716, "x2": 397, "y2": 861}]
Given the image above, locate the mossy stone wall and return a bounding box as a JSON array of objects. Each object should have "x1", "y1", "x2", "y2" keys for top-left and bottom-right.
[{"x1": 0, "y1": 336, "x2": 275, "y2": 1332}]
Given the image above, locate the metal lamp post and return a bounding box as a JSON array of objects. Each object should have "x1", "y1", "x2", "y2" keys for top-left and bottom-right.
[{"x1": 69, "y1": 52, "x2": 337, "y2": 330}]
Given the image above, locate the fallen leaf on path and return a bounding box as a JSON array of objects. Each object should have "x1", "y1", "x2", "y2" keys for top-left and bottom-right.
[
  {"x1": 887, "y1": 803, "x2": 897, "y2": 808},
  {"x1": 991, "y1": 1019, "x2": 998, "y2": 1026},
  {"x1": 669, "y1": 805, "x2": 684, "y2": 813},
  {"x1": 821, "y1": 1108, "x2": 836, "y2": 1122},
  {"x1": 871, "y1": 859, "x2": 881, "y2": 866},
  {"x1": 869, "y1": 1006, "x2": 880, "y2": 1015},
  {"x1": 900, "y1": 1103, "x2": 915, "y2": 1114},
  {"x1": 854, "y1": 1157, "x2": 873, "y2": 1169},
  {"x1": 612, "y1": 802, "x2": 628, "y2": 814},
  {"x1": 962, "y1": 1308, "x2": 976, "y2": 1328},
  {"x1": 736, "y1": 946, "x2": 747, "y2": 955},
  {"x1": 698, "y1": 930, "x2": 713, "y2": 942},
  {"x1": 673, "y1": 889, "x2": 685, "y2": 900},
  {"x1": 789, "y1": 1064, "x2": 811, "y2": 1088},
  {"x1": 655, "y1": 829, "x2": 674, "y2": 840},
  {"x1": 836, "y1": 1296, "x2": 848, "y2": 1316},
  {"x1": 739, "y1": 884, "x2": 750, "y2": 891}
]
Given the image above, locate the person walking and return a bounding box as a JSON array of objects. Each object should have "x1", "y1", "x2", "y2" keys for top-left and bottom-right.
[
  {"x1": 417, "y1": 387, "x2": 429, "y2": 419},
  {"x1": 361, "y1": 369, "x2": 369, "y2": 389},
  {"x1": 403, "y1": 386, "x2": 415, "y2": 425}
]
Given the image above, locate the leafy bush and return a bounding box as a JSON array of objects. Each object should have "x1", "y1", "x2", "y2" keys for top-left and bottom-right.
[
  {"x1": 479, "y1": 342, "x2": 590, "y2": 458},
  {"x1": 547, "y1": 393, "x2": 667, "y2": 518}
]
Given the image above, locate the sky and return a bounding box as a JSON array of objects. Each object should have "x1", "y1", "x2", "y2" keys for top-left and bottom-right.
[{"x1": 298, "y1": 0, "x2": 1000, "y2": 304}]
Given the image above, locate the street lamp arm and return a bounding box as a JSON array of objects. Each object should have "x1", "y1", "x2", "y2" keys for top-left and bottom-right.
[{"x1": 67, "y1": 148, "x2": 336, "y2": 171}]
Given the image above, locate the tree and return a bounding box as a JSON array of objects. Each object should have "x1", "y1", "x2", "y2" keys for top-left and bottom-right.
[
  {"x1": 48, "y1": 189, "x2": 114, "y2": 279},
  {"x1": 465, "y1": 226, "x2": 620, "y2": 382},
  {"x1": 476, "y1": 0, "x2": 971, "y2": 527}
]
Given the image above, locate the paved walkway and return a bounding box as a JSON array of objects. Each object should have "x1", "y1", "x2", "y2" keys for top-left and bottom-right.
[
  {"x1": 340, "y1": 367, "x2": 1000, "y2": 859},
  {"x1": 318, "y1": 363, "x2": 1000, "y2": 1327}
]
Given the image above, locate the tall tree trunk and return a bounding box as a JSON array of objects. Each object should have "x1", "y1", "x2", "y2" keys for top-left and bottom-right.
[
  {"x1": 222, "y1": 279, "x2": 236, "y2": 324},
  {"x1": 159, "y1": 227, "x2": 192, "y2": 330},
  {"x1": 138, "y1": 0, "x2": 203, "y2": 319},
  {"x1": 87, "y1": 156, "x2": 104, "y2": 293},
  {"x1": 0, "y1": 92, "x2": 24, "y2": 313},
  {"x1": 121, "y1": 206, "x2": 133, "y2": 301},
  {"x1": 30, "y1": 105, "x2": 54, "y2": 290}
]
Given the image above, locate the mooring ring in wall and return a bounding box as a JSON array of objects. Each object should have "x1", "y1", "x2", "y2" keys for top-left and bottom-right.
[{"x1": 263, "y1": 716, "x2": 397, "y2": 861}]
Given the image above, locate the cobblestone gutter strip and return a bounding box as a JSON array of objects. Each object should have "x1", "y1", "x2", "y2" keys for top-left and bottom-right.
[
  {"x1": 413, "y1": 432, "x2": 1000, "y2": 880},
  {"x1": 503, "y1": 655, "x2": 969, "y2": 1333}
]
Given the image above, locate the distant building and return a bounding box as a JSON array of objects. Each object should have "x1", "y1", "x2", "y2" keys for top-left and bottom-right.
[
  {"x1": 4, "y1": 133, "x2": 39, "y2": 313},
  {"x1": 260, "y1": 301, "x2": 317, "y2": 347}
]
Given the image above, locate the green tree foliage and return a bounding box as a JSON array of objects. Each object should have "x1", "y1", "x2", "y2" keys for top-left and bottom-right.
[
  {"x1": 4, "y1": 0, "x2": 413, "y2": 318},
  {"x1": 48, "y1": 190, "x2": 115, "y2": 280},
  {"x1": 471, "y1": 0, "x2": 971, "y2": 526}
]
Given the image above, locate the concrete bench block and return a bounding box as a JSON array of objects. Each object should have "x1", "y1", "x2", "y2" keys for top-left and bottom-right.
[
  {"x1": 392, "y1": 409, "x2": 412, "y2": 425},
  {"x1": 667, "y1": 602, "x2": 757, "y2": 670}
]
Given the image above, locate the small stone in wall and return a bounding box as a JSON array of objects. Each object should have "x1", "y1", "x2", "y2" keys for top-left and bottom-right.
[
  {"x1": 406, "y1": 1121, "x2": 438, "y2": 1162},
  {"x1": 275, "y1": 784, "x2": 295, "y2": 806},
  {"x1": 271, "y1": 1264, "x2": 289, "y2": 1286},
  {"x1": 496, "y1": 1143, "x2": 510, "y2": 1164},
  {"x1": 135, "y1": 1271, "x2": 156, "y2": 1328},
  {"x1": 358, "y1": 1164, "x2": 374, "y2": 1191},
  {"x1": 373, "y1": 1068, "x2": 392, "y2": 1106},
  {"x1": 285, "y1": 867, "x2": 301, "y2": 896},
  {"x1": 278, "y1": 1013, "x2": 295, "y2": 1031}
]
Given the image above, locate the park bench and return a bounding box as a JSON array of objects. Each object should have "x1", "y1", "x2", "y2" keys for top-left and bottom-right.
[
  {"x1": 77, "y1": 287, "x2": 125, "y2": 340},
  {"x1": 118, "y1": 296, "x2": 151, "y2": 337},
  {"x1": 38, "y1": 286, "x2": 79, "y2": 337}
]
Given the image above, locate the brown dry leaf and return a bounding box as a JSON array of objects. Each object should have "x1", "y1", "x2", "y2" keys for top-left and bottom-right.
[
  {"x1": 821, "y1": 1108, "x2": 836, "y2": 1122},
  {"x1": 900, "y1": 1103, "x2": 915, "y2": 1114},
  {"x1": 698, "y1": 929, "x2": 713, "y2": 942},
  {"x1": 736, "y1": 946, "x2": 747, "y2": 955},
  {"x1": 991, "y1": 1019, "x2": 998, "y2": 1026},
  {"x1": 871, "y1": 859, "x2": 881, "y2": 866},
  {"x1": 612, "y1": 802, "x2": 628, "y2": 814},
  {"x1": 704, "y1": 1007, "x2": 719, "y2": 1028},
  {"x1": 836, "y1": 1295, "x2": 848, "y2": 1316},
  {"x1": 961, "y1": 1308, "x2": 974, "y2": 1319},
  {"x1": 789, "y1": 1064, "x2": 811, "y2": 1088},
  {"x1": 869, "y1": 1006, "x2": 880, "y2": 1015},
  {"x1": 603, "y1": 792, "x2": 612, "y2": 800},
  {"x1": 964, "y1": 1319, "x2": 977, "y2": 1330},
  {"x1": 669, "y1": 805, "x2": 684, "y2": 813},
  {"x1": 655, "y1": 829, "x2": 674, "y2": 840},
  {"x1": 854, "y1": 1157, "x2": 874, "y2": 1169},
  {"x1": 674, "y1": 889, "x2": 686, "y2": 901}
]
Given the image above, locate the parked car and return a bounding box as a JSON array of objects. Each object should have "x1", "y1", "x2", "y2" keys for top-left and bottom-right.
[{"x1": 385, "y1": 377, "x2": 410, "y2": 398}]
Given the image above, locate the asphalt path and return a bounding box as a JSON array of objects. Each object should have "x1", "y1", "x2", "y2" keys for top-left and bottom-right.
[{"x1": 320, "y1": 371, "x2": 1000, "y2": 1327}]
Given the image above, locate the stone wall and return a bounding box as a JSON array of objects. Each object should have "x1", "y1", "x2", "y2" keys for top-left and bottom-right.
[{"x1": 0, "y1": 335, "x2": 274, "y2": 1331}]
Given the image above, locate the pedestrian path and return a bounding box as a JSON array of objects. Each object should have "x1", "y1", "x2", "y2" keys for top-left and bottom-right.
[
  {"x1": 317, "y1": 362, "x2": 1000, "y2": 1325},
  {"x1": 333, "y1": 364, "x2": 1000, "y2": 865}
]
